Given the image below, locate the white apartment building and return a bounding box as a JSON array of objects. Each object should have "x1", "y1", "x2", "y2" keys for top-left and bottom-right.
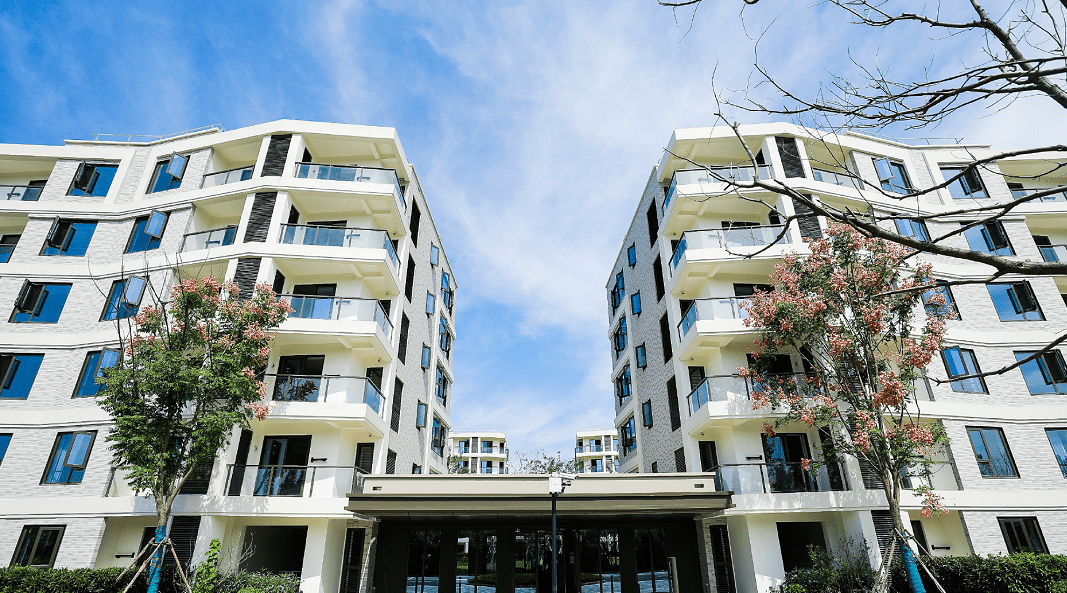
[
  {"x1": 574, "y1": 428, "x2": 619, "y2": 473},
  {"x1": 607, "y1": 123, "x2": 1067, "y2": 592},
  {"x1": 0, "y1": 120, "x2": 459, "y2": 593},
  {"x1": 449, "y1": 430, "x2": 508, "y2": 474}
]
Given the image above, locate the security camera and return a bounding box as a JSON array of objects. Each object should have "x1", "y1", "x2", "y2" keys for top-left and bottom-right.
[{"x1": 548, "y1": 472, "x2": 578, "y2": 494}]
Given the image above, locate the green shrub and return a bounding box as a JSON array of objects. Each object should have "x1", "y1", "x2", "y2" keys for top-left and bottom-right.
[
  {"x1": 0, "y1": 566, "x2": 298, "y2": 593},
  {"x1": 772, "y1": 544, "x2": 876, "y2": 593},
  {"x1": 216, "y1": 572, "x2": 299, "y2": 593}
]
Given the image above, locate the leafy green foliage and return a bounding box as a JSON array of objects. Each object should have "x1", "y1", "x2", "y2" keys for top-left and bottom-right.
[
  {"x1": 191, "y1": 539, "x2": 221, "y2": 593},
  {"x1": 0, "y1": 567, "x2": 299, "y2": 593},
  {"x1": 772, "y1": 545, "x2": 876, "y2": 593},
  {"x1": 510, "y1": 449, "x2": 580, "y2": 474}
]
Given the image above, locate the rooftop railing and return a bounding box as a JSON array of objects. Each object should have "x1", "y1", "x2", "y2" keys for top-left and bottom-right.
[
  {"x1": 1039, "y1": 244, "x2": 1067, "y2": 263},
  {"x1": 281, "y1": 294, "x2": 393, "y2": 337},
  {"x1": 180, "y1": 226, "x2": 238, "y2": 252},
  {"x1": 664, "y1": 166, "x2": 774, "y2": 215},
  {"x1": 279, "y1": 224, "x2": 399, "y2": 269},
  {"x1": 678, "y1": 297, "x2": 751, "y2": 337},
  {"x1": 0, "y1": 184, "x2": 42, "y2": 201},
  {"x1": 811, "y1": 168, "x2": 862, "y2": 190},
  {"x1": 201, "y1": 165, "x2": 254, "y2": 188},
  {"x1": 265, "y1": 373, "x2": 384, "y2": 414},
  {"x1": 294, "y1": 162, "x2": 405, "y2": 209},
  {"x1": 671, "y1": 224, "x2": 792, "y2": 269}
]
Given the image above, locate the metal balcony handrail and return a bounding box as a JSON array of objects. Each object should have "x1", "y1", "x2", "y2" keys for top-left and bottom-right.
[
  {"x1": 201, "y1": 165, "x2": 254, "y2": 188},
  {"x1": 278, "y1": 224, "x2": 399, "y2": 269},
  {"x1": 678, "y1": 297, "x2": 752, "y2": 337},
  {"x1": 708, "y1": 461, "x2": 851, "y2": 494},
  {"x1": 664, "y1": 165, "x2": 775, "y2": 215},
  {"x1": 223, "y1": 463, "x2": 368, "y2": 498},
  {"x1": 180, "y1": 225, "x2": 238, "y2": 252},
  {"x1": 671, "y1": 224, "x2": 792, "y2": 269},
  {"x1": 293, "y1": 162, "x2": 405, "y2": 209},
  {"x1": 280, "y1": 294, "x2": 393, "y2": 336},
  {"x1": 0, "y1": 184, "x2": 43, "y2": 202}
]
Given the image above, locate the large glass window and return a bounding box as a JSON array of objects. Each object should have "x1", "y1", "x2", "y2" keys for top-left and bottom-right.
[
  {"x1": 619, "y1": 416, "x2": 636, "y2": 454},
  {"x1": 415, "y1": 402, "x2": 427, "y2": 428},
  {"x1": 435, "y1": 365, "x2": 449, "y2": 405},
  {"x1": 148, "y1": 154, "x2": 188, "y2": 193},
  {"x1": 431, "y1": 417, "x2": 446, "y2": 456},
  {"x1": 875, "y1": 158, "x2": 913, "y2": 193},
  {"x1": 615, "y1": 365, "x2": 631, "y2": 404},
  {"x1": 612, "y1": 317, "x2": 627, "y2": 358},
  {"x1": 962, "y1": 221, "x2": 1014, "y2": 256},
  {"x1": 438, "y1": 319, "x2": 452, "y2": 359},
  {"x1": 440, "y1": 272, "x2": 454, "y2": 316},
  {"x1": 987, "y1": 282, "x2": 1043, "y2": 321},
  {"x1": 921, "y1": 284, "x2": 960, "y2": 319},
  {"x1": 635, "y1": 343, "x2": 647, "y2": 369},
  {"x1": 967, "y1": 427, "x2": 1018, "y2": 478},
  {"x1": 0, "y1": 433, "x2": 11, "y2": 466},
  {"x1": 421, "y1": 344, "x2": 431, "y2": 369},
  {"x1": 627, "y1": 244, "x2": 637, "y2": 267},
  {"x1": 999, "y1": 517, "x2": 1048, "y2": 554},
  {"x1": 42, "y1": 431, "x2": 96, "y2": 484},
  {"x1": 11, "y1": 526, "x2": 64, "y2": 568},
  {"x1": 125, "y1": 212, "x2": 168, "y2": 253},
  {"x1": 1046, "y1": 429, "x2": 1067, "y2": 478},
  {"x1": 101, "y1": 277, "x2": 146, "y2": 321},
  {"x1": 68, "y1": 162, "x2": 118, "y2": 197},
  {"x1": 1015, "y1": 351, "x2": 1067, "y2": 394},
  {"x1": 895, "y1": 218, "x2": 930, "y2": 241},
  {"x1": 41, "y1": 219, "x2": 96, "y2": 257},
  {"x1": 74, "y1": 350, "x2": 120, "y2": 397},
  {"x1": 0, "y1": 354, "x2": 44, "y2": 399},
  {"x1": 941, "y1": 165, "x2": 987, "y2": 199},
  {"x1": 642, "y1": 400, "x2": 654, "y2": 427},
  {"x1": 11, "y1": 282, "x2": 71, "y2": 323},
  {"x1": 942, "y1": 347, "x2": 987, "y2": 393},
  {"x1": 631, "y1": 292, "x2": 642, "y2": 315},
  {"x1": 610, "y1": 272, "x2": 625, "y2": 314}
]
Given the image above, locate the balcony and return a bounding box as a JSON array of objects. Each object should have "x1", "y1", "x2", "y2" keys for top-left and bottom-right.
[
  {"x1": 576, "y1": 445, "x2": 604, "y2": 454},
  {"x1": 677, "y1": 297, "x2": 754, "y2": 355},
  {"x1": 1012, "y1": 186, "x2": 1067, "y2": 203},
  {"x1": 479, "y1": 446, "x2": 508, "y2": 456},
  {"x1": 0, "y1": 184, "x2": 42, "y2": 202},
  {"x1": 1039, "y1": 244, "x2": 1067, "y2": 262},
  {"x1": 280, "y1": 224, "x2": 399, "y2": 269},
  {"x1": 687, "y1": 375, "x2": 751, "y2": 417},
  {"x1": 282, "y1": 294, "x2": 393, "y2": 338},
  {"x1": 663, "y1": 166, "x2": 774, "y2": 216},
  {"x1": 294, "y1": 162, "x2": 405, "y2": 210},
  {"x1": 224, "y1": 464, "x2": 366, "y2": 498},
  {"x1": 811, "y1": 168, "x2": 862, "y2": 190},
  {"x1": 711, "y1": 462, "x2": 849, "y2": 494},
  {"x1": 267, "y1": 374, "x2": 384, "y2": 413},
  {"x1": 201, "y1": 165, "x2": 254, "y2": 188},
  {"x1": 180, "y1": 226, "x2": 238, "y2": 252},
  {"x1": 669, "y1": 225, "x2": 797, "y2": 295}
]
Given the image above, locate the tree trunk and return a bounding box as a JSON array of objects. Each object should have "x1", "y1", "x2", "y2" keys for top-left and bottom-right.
[
  {"x1": 147, "y1": 505, "x2": 170, "y2": 593},
  {"x1": 885, "y1": 485, "x2": 925, "y2": 593}
]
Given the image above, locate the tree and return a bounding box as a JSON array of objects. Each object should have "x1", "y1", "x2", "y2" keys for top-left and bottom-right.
[
  {"x1": 98, "y1": 277, "x2": 290, "y2": 593},
  {"x1": 659, "y1": 0, "x2": 1067, "y2": 381},
  {"x1": 510, "y1": 449, "x2": 580, "y2": 474},
  {"x1": 742, "y1": 224, "x2": 950, "y2": 574}
]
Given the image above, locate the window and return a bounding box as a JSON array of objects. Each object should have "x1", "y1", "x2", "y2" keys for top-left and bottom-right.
[
  {"x1": 68, "y1": 162, "x2": 118, "y2": 197},
  {"x1": 874, "y1": 158, "x2": 913, "y2": 193},
  {"x1": 0, "y1": 234, "x2": 19, "y2": 263},
  {"x1": 404, "y1": 256, "x2": 416, "y2": 301},
  {"x1": 1015, "y1": 351, "x2": 1067, "y2": 394},
  {"x1": 441, "y1": 272, "x2": 454, "y2": 315},
  {"x1": 431, "y1": 416, "x2": 446, "y2": 456},
  {"x1": 0, "y1": 433, "x2": 10, "y2": 466},
  {"x1": 11, "y1": 526, "x2": 64, "y2": 568},
  {"x1": 612, "y1": 318, "x2": 627, "y2": 358},
  {"x1": 148, "y1": 154, "x2": 188, "y2": 193},
  {"x1": 591, "y1": 459, "x2": 604, "y2": 472},
  {"x1": 101, "y1": 277, "x2": 147, "y2": 321},
  {"x1": 653, "y1": 256, "x2": 666, "y2": 300},
  {"x1": 412, "y1": 464, "x2": 422, "y2": 474},
  {"x1": 480, "y1": 460, "x2": 493, "y2": 474},
  {"x1": 641, "y1": 400, "x2": 653, "y2": 427},
  {"x1": 421, "y1": 344, "x2": 431, "y2": 369},
  {"x1": 397, "y1": 314, "x2": 410, "y2": 364},
  {"x1": 619, "y1": 416, "x2": 636, "y2": 454},
  {"x1": 0, "y1": 354, "x2": 44, "y2": 399},
  {"x1": 615, "y1": 365, "x2": 631, "y2": 405},
  {"x1": 627, "y1": 244, "x2": 637, "y2": 267},
  {"x1": 125, "y1": 212, "x2": 168, "y2": 253},
  {"x1": 42, "y1": 431, "x2": 96, "y2": 484},
  {"x1": 635, "y1": 343, "x2": 647, "y2": 369},
  {"x1": 646, "y1": 203, "x2": 659, "y2": 247},
  {"x1": 439, "y1": 318, "x2": 452, "y2": 359},
  {"x1": 416, "y1": 402, "x2": 428, "y2": 428},
  {"x1": 895, "y1": 218, "x2": 930, "y2": 242},
  {"x1": 409, "y1": 202, "x2": 421, "y2": 247},
  {"x1": 660, "y1": 313, "x2": 673, "y2": 363},
  {"x1": 987, "y1": 282, "x2": 1043, "y2": 321},
  {"x1": 941, "y1": 165, "x2": 987, "y2": 200},
  {"x1": 999, "y1": 518, "x2": 1048, "y2": 554},
  {"x1": 435, "y1": 365, "x2": 449, "y2": 405},
  {"x1": 921, "y1": 284, "x2": 960, "y2": 319},
  {"x1": 651, "y1": 462, "x2": 658, "y2": 473},
  {"x1": 631, "y1": 292, "x2": 642, "y2": 315},
  {"x1": 426, "y1": 291, "x2": 436, "y2": 315},
  {"x1": 430, "y1": 244, "x2": 439, "y2": 266},
  {"x1": 610, "y1": 272, "x2": 625, "y2": 315},
  {"x1": 74, "y1": 349, "x2": 120, "y2": 397},
  {"x1": 1046, "y1": 429, "x2": 1067, "y2": 477},
  {"x1": 962, "y1": 221, "x2": 1014, "y2": 256},
  {"x1": 41, "y1": 219, "x2": 96, "y2": 256},
  {"x1": 967, "y1": 427, "x2": 1018, "y2": 478},
  {"x1": 667, "y1": 377, "x2": 681, "y2": 431},
  {"x1": 11, "y1": 282, "x2": 71, "y2": 323},
  {"x1": 942, "y1": 347, "x2": 987, "y2": 393}
]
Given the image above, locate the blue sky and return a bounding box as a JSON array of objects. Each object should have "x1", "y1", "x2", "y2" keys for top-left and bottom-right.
[{"x1": 2, "y1": 1, "x2": 1064, "y2": 457}]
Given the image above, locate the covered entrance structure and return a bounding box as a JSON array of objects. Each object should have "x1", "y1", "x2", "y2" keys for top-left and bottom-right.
[{"x1": 346, "y1": 473, "x2": 733, "y2": 593}]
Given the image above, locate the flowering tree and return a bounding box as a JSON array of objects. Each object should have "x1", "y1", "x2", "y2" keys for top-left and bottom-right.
[
  {"x1": 98, "y1": 277, "x2": 290, "y2": 593},
  {"x1": 742, "y1": 224, "x2": 951, "y2": 546}
]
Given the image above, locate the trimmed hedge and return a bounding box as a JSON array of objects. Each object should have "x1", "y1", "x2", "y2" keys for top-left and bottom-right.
[{"x1": 0, "y1": 567, "x2": 299, "y2": 593}]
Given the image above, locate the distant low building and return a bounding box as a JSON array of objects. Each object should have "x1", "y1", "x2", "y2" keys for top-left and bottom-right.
[
  {"x1": 574, "y1": 429, "x2": 620, "y2": 473},
  {"x1": 450, "y1": 430, "x2": 508, "y2": 474}
]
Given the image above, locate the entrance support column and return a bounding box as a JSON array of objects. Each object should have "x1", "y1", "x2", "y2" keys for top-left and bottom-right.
[
  {"x1": 438, "y1": 528, "x2": 458, "y2": 593},
  {"x1": 618, "y1": 528, "x2": 639, "y2": 593},
  {"x1": 496, "y1": 527, "x2": 515, "y2": 593}
]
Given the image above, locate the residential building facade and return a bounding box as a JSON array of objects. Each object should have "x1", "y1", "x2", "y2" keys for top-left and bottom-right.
[
  {"x1": 450, "y1": 430, "x2": 508, "y2": 474},
  {"x1": 607, "y1": 123, "x2": 1067, "y2": 592},
  {"x1": 0, "y1": 120, "x2": 459, "y2": 593},
  {"x1": 574, "y1": 429, "x2": 619, "y2": 473}
]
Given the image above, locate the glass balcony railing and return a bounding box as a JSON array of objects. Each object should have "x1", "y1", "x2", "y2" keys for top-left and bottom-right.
[
  {"x1": 671, "y1": 224, "x2": 792, "y2": 269},
  {"x1": 678, "y1": 297, "x2": 751, "y2": 337},
  {"x1": 1039, "y1": 244, "x2": 1067, "y2": 262},
  {"x1": 282, "y1": 294, "x2": 393, "y2": 337},
  {"x1": 664, "y1": 166, "x2": 774, "y2": 214},
  {"x1": 811, "y1": 168, "x2": 861, "y2": 190},
  {"x1": 479, "y1": 446, "x2": 508, "y2": 455},
  {"x1": 687, "y1": 375, "x2": 751, "y2": 416},
  {"x1": 575, "y1": 445, "x2": 604, "y2": 454},
  {"x1": 266, "y1": 374, "x2": 384, "y2": 414},
  {"x1": 201, "y1": 166, "x2": 254, "y2": 188},
  {"x1": 223, "y1": 464, "x2": 367, "y2": 498},
  {"x1": 710, "y1": 462, "x2": 849, "y2": 494},
  {"x1": 279, "y1": 224, "x2": 399, "y2": 270},
  {"x1": 294, "y1": 162, "x2": 406, "y2": 209},
  {"x1": 180, "y1": 226, "x2": 238, "y2": 252},
  {"x1": 0, "y1": 185, "x2": 43, "y2": 201},
  {"x1": 1011, "y1": 187, "x2": 1067, "y2": 202}
]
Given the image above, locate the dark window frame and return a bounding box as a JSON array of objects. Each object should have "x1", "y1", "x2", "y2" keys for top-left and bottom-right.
[
  {"x1": 962, "y1": 221, "x2": 1014, "y2": 256},
  {"x1": 635, "y1": 343, "x2": 647, "y2": 369},
  {"x1": 41, "y1": 218, "x2": 97, "y2": 257},
  {"x1": 641, "y1": 400, "x2": 653, "y2": 428},
  {"x1": 874, "y1": 158, "x2": 913, "y2": 194},
  {"x1": 998, "y1": 517, "x2": 1048, "y2": 554},
  {"x1": 41, "y1": 431, "x2": 97, "y2": 485},
  {"x1": 11, "y1": 282, "x2": 72, "y2": 324},
  {"x1": 147, "y1": 154, "x2": 188, "y2": 194},
  {"x1": 631, "y1": 292, "x2": 642, "y2": 315},
  {"x1": 11, "y1": 525, "x2": 65, "y2": 568},
  {"x1": 68, "y1": 162, "x2": 118, "y2": 197},
  {"x1": 967, "y1": 426, "x2": 1019, "y2": 478},
  {"x1": 0, "y1": 353, "x2": 44, "y2": 400},
  {"x1": 627, "y1": 244, "x2": 637, "y2": 267},
  {"x1": 73, "y1": 349, "x2": 121, "y2": 397},
  {"x1": 1014, "y1": 350, "x2": 1067, "y2": 394},
  {"x1": 987, "y1": 282, "x2": 1044, "y2": 321},
  {"x1": 100, "y1": 277, "x2": 147, "y2": 322},
  {"x1": 615, "y1": 365, "x2": 632, "y2": 405},
  {"x1": 942, "y1": 347, "x2": 987, "y2": 393},
  {"x1": 124, "y1": 212, "x2": 169, "y2": 253},
  {"x1": 921, "y1": 283, "x2": 960, "y2": 320},
  {"x1": 940, "y1": 165, "x2": 988, "y2": 200},
  {"x1": 1046, "y1": 428, "x2": 1067, "y2": 478}
]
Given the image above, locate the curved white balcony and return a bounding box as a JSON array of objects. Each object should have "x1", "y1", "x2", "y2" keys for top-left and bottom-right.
[
  {"x1": 661, "y1": 166, "x2": 775, "y2": 236},
  {"x1": 677, "y1": 297, "x2": 756, "y2": 356},
  {"x1": 262, "y1": 373, "x2": 388, "y2": 433},
  {"x1": 276, "y1": 295, "x2": 394, "y2": 360},
  {"x1": 668, "y1": 225, "x2": 802, "y2": 296}
]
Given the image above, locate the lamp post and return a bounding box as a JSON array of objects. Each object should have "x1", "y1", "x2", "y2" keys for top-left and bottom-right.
[{"x1": 548, "y1": 473, "x2": 576, "y2": 593}]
